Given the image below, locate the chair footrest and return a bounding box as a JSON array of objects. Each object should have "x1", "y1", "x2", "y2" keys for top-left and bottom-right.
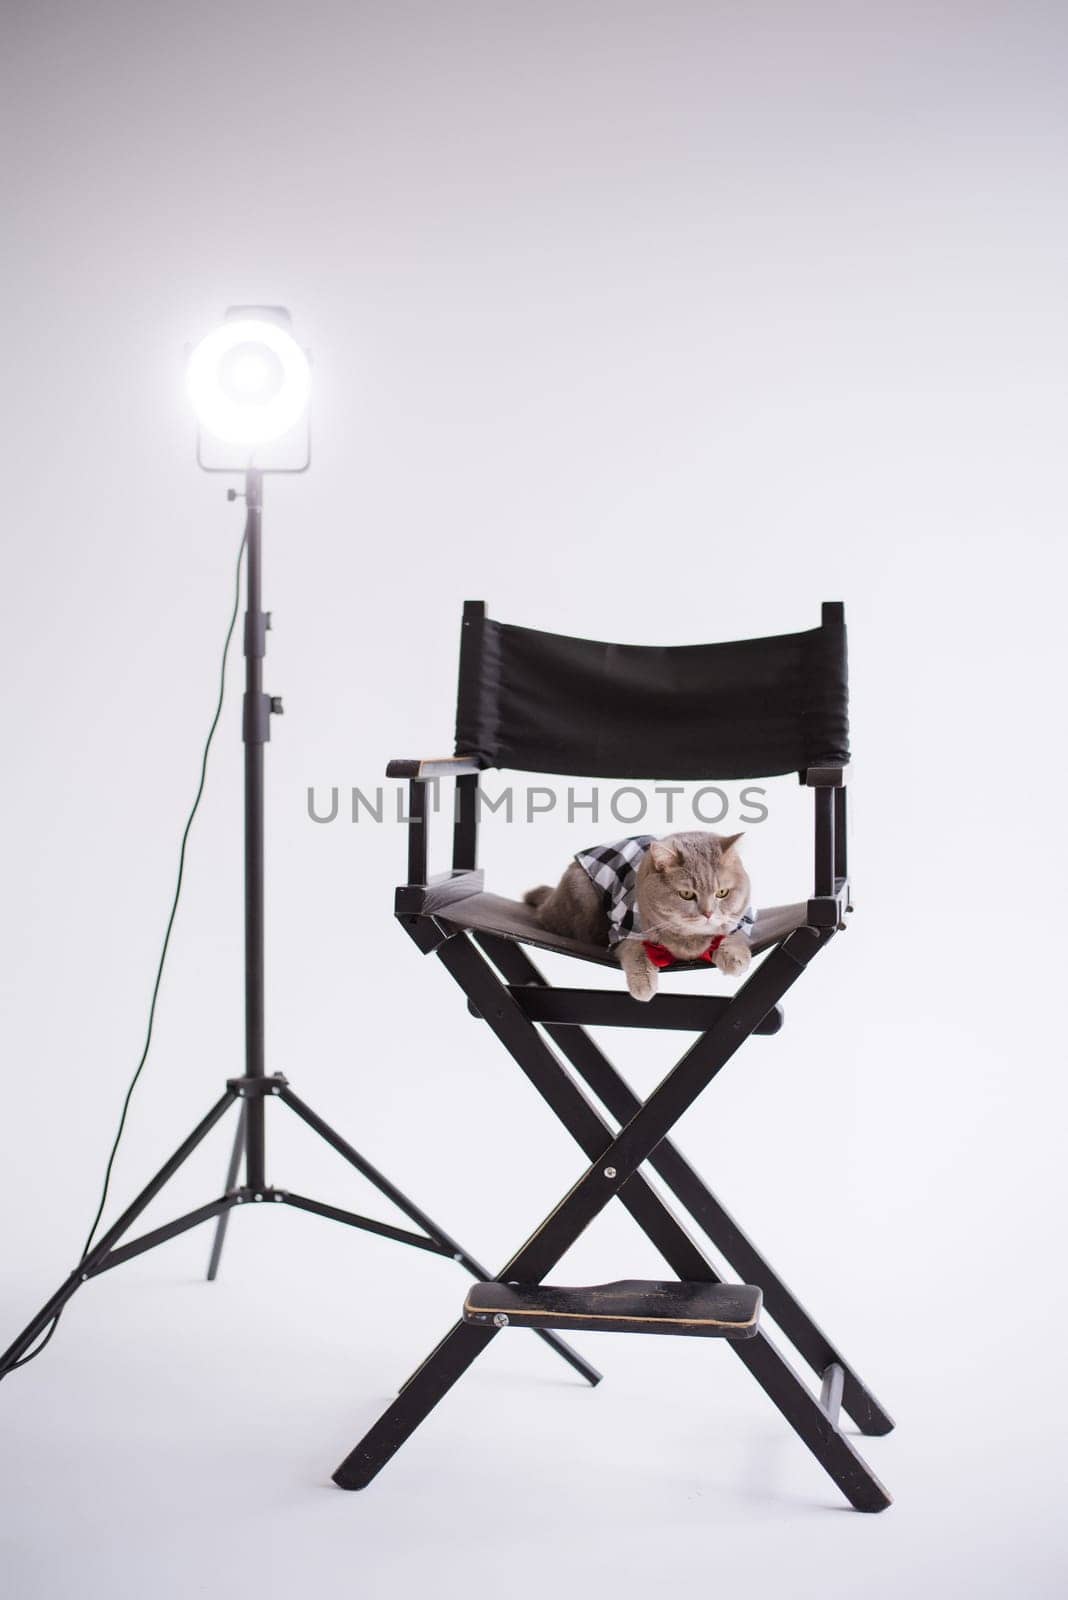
[{"x1": 463, "y1": 1279, "x2": 762, "y2": 1339}]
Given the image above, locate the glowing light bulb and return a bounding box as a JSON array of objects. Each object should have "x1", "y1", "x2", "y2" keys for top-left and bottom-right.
[{"x1": 188, "y1": 320, "x2": 310, "y2": 445}]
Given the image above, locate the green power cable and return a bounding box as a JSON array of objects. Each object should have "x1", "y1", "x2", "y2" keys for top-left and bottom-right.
[{"x1": 10, "y1": 526, "x2": 248, "y2": 1371}]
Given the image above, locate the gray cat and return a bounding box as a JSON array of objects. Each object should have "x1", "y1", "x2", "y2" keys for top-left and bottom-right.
[{"x1": 525, "y1": 831, "x2": 753, "y2": 1002}]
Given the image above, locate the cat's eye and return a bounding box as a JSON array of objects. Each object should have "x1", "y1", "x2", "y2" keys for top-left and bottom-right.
[
  {"x1": 678, "y1": 889, "x2": 697, "y2": 901},
  {"x1": 715, "y1": 887, "x2": 730, "y2": 899}
]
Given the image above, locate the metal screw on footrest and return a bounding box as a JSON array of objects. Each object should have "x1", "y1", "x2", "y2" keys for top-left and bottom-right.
[
  {"x1": 493, "y1": 1313, "x2": 509, "y2": 1327},
  {"x1": 603, "y1": 1166, "x2": 617, "y2": 1179}
]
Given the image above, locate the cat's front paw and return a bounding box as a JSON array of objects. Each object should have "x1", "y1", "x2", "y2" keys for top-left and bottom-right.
[
  {"x1": 714, "y1": 936, "x2": 751, "y2": 978},
  {"x1": 626, "y1": 966, "x2": 658, "y2": 1002}
]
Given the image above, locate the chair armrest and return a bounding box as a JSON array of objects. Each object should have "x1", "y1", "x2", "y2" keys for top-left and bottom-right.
[
  {"x1": 389, "y1": 756, "x2": 483, "y2": 882},
  {"x1": 386, "y1": 754, "x2": 483, "y2": 779},
  {"x1": 807, "y1": 877, "x2": 852, "y2": 928},
  {"x1": 800, "y1": 764, "x2": 850, "y2": 787}
]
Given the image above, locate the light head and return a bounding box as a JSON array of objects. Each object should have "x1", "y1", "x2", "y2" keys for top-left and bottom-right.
[{"x1": 188, "y1": 307, "x2": 310, "y2": 464}]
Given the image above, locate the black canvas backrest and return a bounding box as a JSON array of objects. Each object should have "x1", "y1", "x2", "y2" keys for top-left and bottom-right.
[{"x1": 454, "y1": 601, "x2": 849, "y2": 781}]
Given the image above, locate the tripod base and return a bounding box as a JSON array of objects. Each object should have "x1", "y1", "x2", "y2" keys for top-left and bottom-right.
[{"x1": 0, "y1": 1074, "x2": 601, "y2": 1393}]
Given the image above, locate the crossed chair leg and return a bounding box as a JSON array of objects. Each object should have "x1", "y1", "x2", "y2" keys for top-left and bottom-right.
[{"x1": 333, "y1": 922, "x2": 893, "y2": 1512}]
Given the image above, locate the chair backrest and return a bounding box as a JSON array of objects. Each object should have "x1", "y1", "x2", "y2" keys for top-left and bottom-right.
[{"x1": 454, "y1": 601, "x2": 849, "y2": 781}]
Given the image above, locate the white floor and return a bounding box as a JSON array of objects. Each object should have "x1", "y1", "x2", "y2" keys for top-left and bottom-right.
[
  {"x1": 4, "y1": 2, "x2": 1068, "y2": 1594},
  {"x1": 1, "y1": 1190, "x2": 1062, "y2": 1600}
]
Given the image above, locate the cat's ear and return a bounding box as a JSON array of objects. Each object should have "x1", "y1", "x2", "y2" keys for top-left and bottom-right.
[
  {"x1": 717, "y1": 832, "x2": 745, "y2": 854},
  {"x1": 649, "y1": 839, "x2": 682, "y2": 872}
]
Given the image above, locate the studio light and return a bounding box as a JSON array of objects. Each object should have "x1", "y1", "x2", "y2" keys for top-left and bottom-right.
[
  {"x1": 0, "y1": 304, "x2": 585, "y2": 1459},
  {"x1": 187, "y1": 315, "x2": 311, "y2": 447}
]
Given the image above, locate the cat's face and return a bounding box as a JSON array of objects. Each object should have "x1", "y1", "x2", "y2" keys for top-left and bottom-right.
[{"x1": 636, "y1": 831, "x2": 750, "y2": 945}]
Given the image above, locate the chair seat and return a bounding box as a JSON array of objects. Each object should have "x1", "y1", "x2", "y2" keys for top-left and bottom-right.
[
  {"x1": 463, "y1": 1279, "x2": 763, "y2": 1339},
  {"x1": 428, "y1": 885, "x2": 809, "y2": 969}
]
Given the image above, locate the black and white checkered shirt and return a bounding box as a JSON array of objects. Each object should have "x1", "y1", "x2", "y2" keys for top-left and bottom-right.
[{"x1": 574, "y1": 835, "x2": 755, "y2": 948}]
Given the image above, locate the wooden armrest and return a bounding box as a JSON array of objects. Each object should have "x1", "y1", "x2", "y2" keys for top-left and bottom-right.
[
  {"x1": 806, "y1": 879, "x2": 852, "y2": 927},
  {"x1": 800, "y1": 764, "x2": 851, "y2": 787},
  {"x1": 386, "y1": 755, "x2": 483, "y2": 779}
]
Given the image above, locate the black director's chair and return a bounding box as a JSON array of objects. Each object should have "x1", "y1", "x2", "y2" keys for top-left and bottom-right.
[{"x1": 334, "y1": 601, "x2": 893, "y2": 1511}]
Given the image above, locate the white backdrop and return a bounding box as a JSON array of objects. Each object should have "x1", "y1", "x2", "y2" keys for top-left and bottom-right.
[{"x1": 1, "y1": 3, "x2": 1066, "y2": 1597}]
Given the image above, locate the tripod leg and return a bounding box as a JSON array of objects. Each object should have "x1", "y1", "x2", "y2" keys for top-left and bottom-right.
[
  {"x1": 278, "y1": 1085, "x2": 601, "y2": 1387},
  {"x1": 206, "y1": 1103, "x2": 247, "y2": 1282},
  {"x1": 0, "y1": 1091, "x2": 237, "y2": 1379}
]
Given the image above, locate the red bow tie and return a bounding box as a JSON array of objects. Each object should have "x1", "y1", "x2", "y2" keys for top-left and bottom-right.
[{"x1": 642, "y1": 935, "x2": 725, "y2": 969}]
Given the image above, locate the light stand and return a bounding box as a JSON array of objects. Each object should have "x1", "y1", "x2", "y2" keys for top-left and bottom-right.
[{"x1": 0, "y1": 324, "x2": 599, "y2": 1405}]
